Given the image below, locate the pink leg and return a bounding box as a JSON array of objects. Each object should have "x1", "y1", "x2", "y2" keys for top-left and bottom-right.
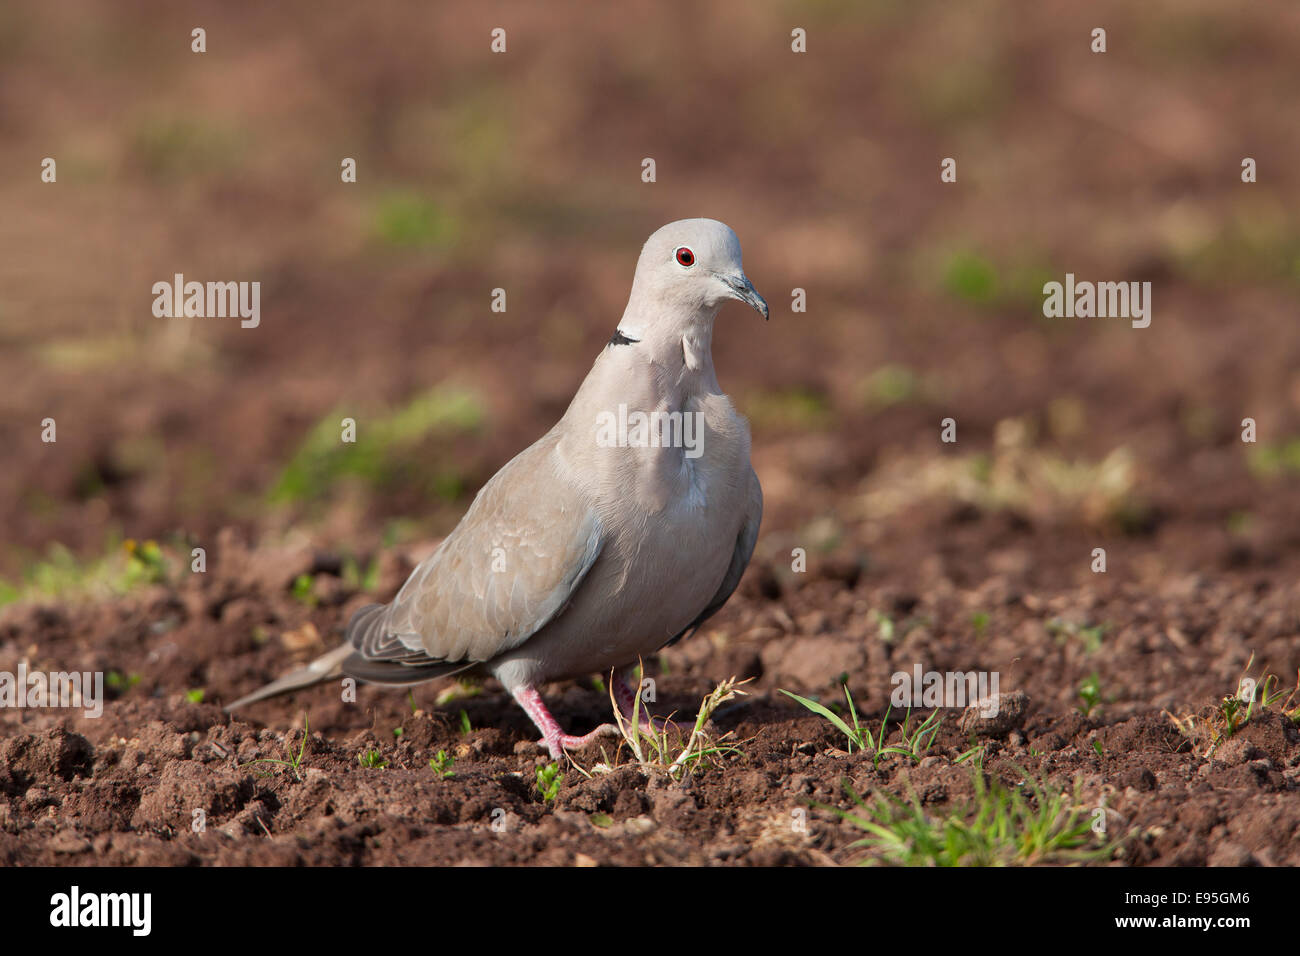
[
  {"x1": 611, "y1": 669, "x2": 689, "y2": 735},
  {"x1": 511, "y1": 685, "x2": 617, "y2": 759}
]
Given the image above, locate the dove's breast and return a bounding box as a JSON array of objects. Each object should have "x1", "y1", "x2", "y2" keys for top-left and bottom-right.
[{"x1": 491, "y1": 391, "x2": 753, "y2": 687}]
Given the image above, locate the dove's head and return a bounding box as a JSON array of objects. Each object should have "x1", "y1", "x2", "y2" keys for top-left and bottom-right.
[{"x1": 626, "y1": 219, "x2": 768, "y2": 325}]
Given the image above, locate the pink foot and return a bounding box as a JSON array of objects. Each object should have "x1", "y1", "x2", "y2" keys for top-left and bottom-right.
[{"x1": 511, "y1": 685, "x2": 617, "y2": 759}]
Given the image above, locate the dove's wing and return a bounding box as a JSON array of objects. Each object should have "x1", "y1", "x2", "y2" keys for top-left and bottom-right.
[
  {"x1": 662, "y1": 466, "x2": 762, "y2": 648},
  {"x1": 343, "y1": 431, "x2": 603, "y2": 681}
]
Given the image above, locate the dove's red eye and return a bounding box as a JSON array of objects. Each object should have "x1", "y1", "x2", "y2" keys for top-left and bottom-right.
[{"x1": 675, "y1": 247, "x2": 695, "y2": 267}]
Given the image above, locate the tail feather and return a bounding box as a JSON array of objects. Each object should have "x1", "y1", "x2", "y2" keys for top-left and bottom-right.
[
  {"x1": 225, "y1": 602, "x2": 473, "y2": 710},
  {"x1": 341, "y1": 654, "x2": 472, "y2": 686},
  {"x1": 341, "y1": 601, "x2": 476, "y2": 684}
]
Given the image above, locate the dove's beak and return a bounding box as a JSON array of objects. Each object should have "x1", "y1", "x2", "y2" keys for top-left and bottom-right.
[{"x1": 717, "y1": 272, "x2": 769, "y2": 320}]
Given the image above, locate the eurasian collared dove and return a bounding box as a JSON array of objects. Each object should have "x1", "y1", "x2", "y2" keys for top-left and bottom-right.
[{"x1": 227, "y1": 219, "x2": 767, "y2": 758}]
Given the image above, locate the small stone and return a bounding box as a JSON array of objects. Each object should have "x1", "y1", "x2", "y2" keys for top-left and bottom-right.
[
  {"x1": 623, "y1": 815, "x2": 656, "y2": 836},
  {"x1": 959, "y1": 691, "x2": 1029, "y2": 737}
]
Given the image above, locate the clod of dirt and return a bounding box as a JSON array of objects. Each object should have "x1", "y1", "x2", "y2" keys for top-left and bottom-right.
[
  {"x1": 0, "y1": 729, "x2": 94, "y2": 793},
  {"x1": 959, "y1": 690, "x2": 1029, "y2": 738},
  {"x1": 1116, "y1": 766, "x2": 1158, "y2": 792},
  {"x1": 1213, "y1": 736, "x2": 1259, "y2": 766},
  {"x1": 213, "y1": 527, "x2": 318, "y2": 595},
  {"x1": 760, "y1": 635, "x2": 868, "y2": 691},
  {"x1": 131, "y1": 762, "x2": 254, "y2": 833}
]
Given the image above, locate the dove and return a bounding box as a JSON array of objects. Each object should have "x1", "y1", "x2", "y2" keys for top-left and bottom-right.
[{"x1": 227, "y1": 218, "x2": 767, "y2": 758}]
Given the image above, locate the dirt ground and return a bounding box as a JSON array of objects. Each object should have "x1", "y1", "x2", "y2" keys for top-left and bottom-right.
[{"x1": 2, "y1": 1, "x2": 1300, "y2": 866}]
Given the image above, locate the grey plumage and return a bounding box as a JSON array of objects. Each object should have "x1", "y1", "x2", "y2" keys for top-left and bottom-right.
[{"x1": 227, "y1": 218, "x2": 767, "y2": 757}]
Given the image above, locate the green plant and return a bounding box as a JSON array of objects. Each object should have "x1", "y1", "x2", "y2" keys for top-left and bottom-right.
[
  {"x1": 241, "y1": 716, "x2": 312, "y2": 781},
  {"x1": 831, "y1": 769, "x2": 1117, "y2": 866},
  {"x1": 607, "y1": 673, "x2": 749, "y2": 779},
  {"x1": 123, "y1": 539, "x2": 168, "y2": 588},
  {"x1": 458, "y1": 710, "x2": 472, "y2": 735},
  {"x1": 781, "y1": 685, "x2": 869, "y2": 753},
  {"x1": 1247, "y1": 437, "x2": 1300, "y2": 479},
  {"x1": 1168, "y1": 658, "x2": 1300, "y2": 757},
  {"x1": 536, "y1": 762, "x2": 563, "y2": 801},
  {"x1": 185, "y1": 688, "x2": 205, "y2": 704},
  {"x1": 291, "y1": 573, "x2": 317, "y2": 607},
  {"x1": 358, "y1": 748, "x2": 388, "y2": 769},
  {"x1": 0, "y1": 537, "x2": 173, "y2": 607},
  {"x1": 780, "y1": 686, "x2": 941, "y2": 768},
  {"x1": 861, "y1": 364, "x2": 920, "y2": 408},
  {"x1": 269, "y1": 386, "x2": 483, "y2": 506},
  {"x1": 373, "y1": 192, "x2": 458, "y2": 248},
  {"x1": 1047, "y1": 618, "x2": 1106, "y2": 653},
  {"x1": 1077, "y1": 673, "x2": 1102, "y2": 715},
  {"x1": 941, "y1": 250, "x2": 997, "y2": 305},
  {"x1": 894, "y1": 708, "x2": 944, "y2": 762},
  {"x1": 1217, "y1": 662, "x2": 1292, "y2": 740},
  {"x1": 742, "y1": 387, "x2": 833, "y2": 431},
  {"x1": 105, "y1": 671, "x2": 143, "y2": 692},
  {"x1": 341, "y1": 555, "x2": 380, "y2": 593},
  {"x1": 429, "y1": 750, "x2": 456, "y2": 778},
  {"x1": 435, "y1": 679, "x2": 483, "y2": 706}
]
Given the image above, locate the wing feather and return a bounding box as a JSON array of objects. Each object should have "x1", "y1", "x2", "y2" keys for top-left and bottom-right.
[{"x1": 345, "y1": 433, "x2": 603, "y2": 673}]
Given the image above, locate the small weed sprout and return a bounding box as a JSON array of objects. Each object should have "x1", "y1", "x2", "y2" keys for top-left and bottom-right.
[
  {"x1": 1077, "y1": 673, "x2": 1102, "y2": 715},
  {"x1": 780, "y1": 686, "x2": 943, "y2": 768},
  {"x1": 435, "y1": 679, "x2": 483, "y2": 707},
  {"x1": 290, "y1": 573, "x2": 317, "y2": 607},
  {"x1": 955, "y1": 743, "x2": 985, "y2": 768},
  {"x1": 1166, "y1": 655, "x2": 1300, "y2": 756},
  {"x1": 1047, "y1": 618, "x2": 1106, "y2": 653},
  {"x1": 123, "y1": 539, "x2": 168, "y2": 588},
  {"x1": 536, "y1": 762, "x2": 562, "y2": 801},
  {"x1": 830, "y1": 769, "x2": 1119, "y2": 866},
  {"x1": 240, "y1": 716, "x2": 311, "y2": 781},
  {"x1": 608, "y1": 673, "x2": 750, "y2": 779},
  {"x1": 358, "y1": 748, "x2": 388, "y2": 769},
  {"x1": 429, "y1": 750, "x2": 456, "y2": 778}
]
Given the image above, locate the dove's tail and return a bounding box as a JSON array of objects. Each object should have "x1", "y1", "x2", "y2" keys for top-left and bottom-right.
[
  {"x1": 223, "y1": 642, "x2": 354, "y2": 711},
  {"x1": 226, "y1": 603, "x2": 472, "y2": 710}
]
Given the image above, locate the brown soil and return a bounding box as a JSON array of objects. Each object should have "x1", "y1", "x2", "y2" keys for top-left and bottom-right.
[
  {"x1": 2, "y1": 523, "x2": 1299, "y2": 866},
  {"x1": 2, "y1": 1, "x2": 1300, "y2": 866}
]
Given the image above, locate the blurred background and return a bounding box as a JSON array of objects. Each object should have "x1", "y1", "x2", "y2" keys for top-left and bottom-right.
[{"x1": 3, "y1": 0, "x2": 1300, "y2": 598}]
